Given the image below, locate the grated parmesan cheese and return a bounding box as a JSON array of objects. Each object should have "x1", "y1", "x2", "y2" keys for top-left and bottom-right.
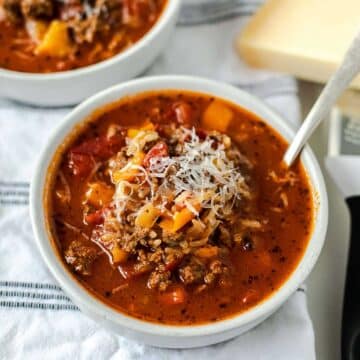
[
  {"x1": 148, "y1": 128, "x2": 249, "y2": 217},
  {"x1": 110, "y1": 127, "x2": 250, "y2": 222}
]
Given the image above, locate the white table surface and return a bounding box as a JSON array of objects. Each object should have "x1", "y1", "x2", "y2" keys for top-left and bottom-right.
[{"x1": 299, "y1": 81, "x2": 351, "y2": 360}]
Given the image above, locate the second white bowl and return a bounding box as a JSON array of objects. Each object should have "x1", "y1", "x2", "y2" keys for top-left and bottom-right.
[{"x1": 0, "y1": 0, "x2": 180, "y2": 107}]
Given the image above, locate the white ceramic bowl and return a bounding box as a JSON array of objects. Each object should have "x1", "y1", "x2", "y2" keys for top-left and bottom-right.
[
  {"x1": 30, "y1": 76, "x2": 328, "y2": 348},
  {"x1": 0, "y1": 0, "x2": 180, "y2": 107}
]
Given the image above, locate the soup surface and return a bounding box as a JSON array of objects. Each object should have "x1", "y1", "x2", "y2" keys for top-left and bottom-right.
[
  {"x1": 46, "y1": 91, "x2": 313, "y2": 325},
  {"x1": 0, "y1": 0, "x2": 166, "y2": 73}
]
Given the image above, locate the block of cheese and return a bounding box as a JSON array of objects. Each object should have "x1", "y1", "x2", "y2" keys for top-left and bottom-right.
[{"x1": 237, "y1": 0, "x2": 360, "y2": 90}]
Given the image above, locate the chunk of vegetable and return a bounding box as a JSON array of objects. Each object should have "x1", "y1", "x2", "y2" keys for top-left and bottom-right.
[
  {"x1": 159, "y1": 208, "x2": 198, "y2": 233},
  {"x1": 68, "y1": 134, "x2": 124, "y2": 178},
  {"x1": 84, "y1": 208, "x2": 105, "y2": 225},
  {"x1": 127, "y1": 121, "x2": 155, "y2": 138},
  {"x1": 111, "y1": 246, "x2": 128, "y2": 264},
  {"x1": 36, "y1": 21, "x2": 73, "y2": 57},
  {"x1": 143, "y1": 141, "x2": 168, "y2": 168},
  {"x1": 173, "y1": 102, "x2": 192, "y2": 125},
  {"x1": 70, "y1": 134, "x2": 124, "y2": 160},
  {"x1": 68, "y1": 152, "x2": 94, "y2": 178},
  {"x1": 202, "y1": 101, "x2": 233, "y2": 132},
  {"x1": 159, "y1": 218, "x2": 175, "y2": 232},
  {"x1": 112, "y1": 169, "x2": 137, "y2": 183},
  {"x1": 135, "y1": 203, "x2": 160, "y2": 228},
  {"x1": 159, "y1": 198, "x2": 201, "y2": 233},
  {"x1": 159, "y1": 286, "x2": 187, "y2": 305},
  {"x1": 194, "y1": 246, "x2": 219, "y2": 259},
  {"x1": 173, "y1": 208, "x2": 196, "y2": 232},
  {"x1": 112, "y1": 151, "x2": 145, "y2": 183},
  {"x1": 84, "y1": 181, "x2": 114, "y2": 208}
]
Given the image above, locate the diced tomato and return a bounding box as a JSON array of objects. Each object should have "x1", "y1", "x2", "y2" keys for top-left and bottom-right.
[
  {"x1": 163, "y1": 101, "x2": 193, "y2": 126},
  {"x1": 68, "y1": 134, "x2": 124, "y2": 177},
  {"x1": 195, "y1": 128, "x2": 208, "y2": 140},
  {"x1": 172, "y1": 102, "x2": 193, "y2": 126},
  {"x1": 68, "y1": 152, "x2": 94, "y2": 178},
  {"x1": 70, "y1": 134, "x2": 124, "y2": 160},
  {"x1": 159, "y1": 286, "x2": 187, "y2": 305},
  {"x1": 118, "y1": 263, "x2": 153, "y2": 280},
  {"x1": 84, "y1": 208, "x2": 105, "y2": 226},
  {"x1": 143, "y1": 141, "x2": 169, "y2": 168}
]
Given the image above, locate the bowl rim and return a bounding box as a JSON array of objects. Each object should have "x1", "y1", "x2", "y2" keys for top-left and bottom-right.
[
  {"x1": 0, "y1": 0, "x2": 180, "y2": 81},
  {"x1": 30, "y1": 75, "x2": 328, "y2": 338}
]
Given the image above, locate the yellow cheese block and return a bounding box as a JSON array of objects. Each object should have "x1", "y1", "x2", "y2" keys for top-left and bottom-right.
[{"x1": 237, "y1": 0, "x2": 360, "y2": 89}]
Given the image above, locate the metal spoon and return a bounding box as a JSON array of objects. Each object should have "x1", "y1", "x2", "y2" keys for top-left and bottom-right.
[{"x1": 283, "y1": 29, "x2": 360, "y2": 167}]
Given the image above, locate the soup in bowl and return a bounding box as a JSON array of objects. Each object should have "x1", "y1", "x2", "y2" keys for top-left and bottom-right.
[
  {"x1": 0, "y1": 0, "x2": 179, "y2": 106},
  {"x1": 0, "y1": 0, "x2": 167, "y2": 73},
  {"x1": 30, "y1": 76, "x2": 328, "y2": 348}
]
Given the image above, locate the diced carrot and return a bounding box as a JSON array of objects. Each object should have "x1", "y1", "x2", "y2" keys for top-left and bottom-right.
[
  {"x1": 159, "y1": 209, "x2": 193, "y2": 233},
  {"x1": 202, "y1": 100, "x2": 233, "y2": 132},
  {"x1": 159, "y1": 199, "x2": 201, "y2": 233},
  {"x1": 135, "y1": 203, "x2": 160, "y2": 228},
  {"x1": 172, "y1": 208, "x2": 196, "y2": 232},
  {"x1": 84, "y1": 181, "x2": 114, "y2": 208},
  {"x1": 194, "y1": 246, "x2": 219, "y2": 259},
  {"x1": 127, "y1": 121, "x2": 155, "y2": 138},
  {"x1": 111, "y1": 246, "x2": 128, "y2": 264},
  {"x1": 159, "y1": 218, "x2": 175, "y2": 232},
  {"x1": 112, "y1": 151, "x2": 145, "y2": 183},
  {"x1": 159, "y1": 286, "x2": 187, "y2": 305},
  {"x1": 112, "y1": 169, "x2": 137, "y2": 183},
  {"x1": 35, "y1": 21, "x2": 73, "y2": 57}
]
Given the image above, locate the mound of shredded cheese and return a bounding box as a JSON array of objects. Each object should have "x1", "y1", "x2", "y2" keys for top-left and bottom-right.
[{"x1": 110, "y1": 127, "x2": 250, "y2": 223}]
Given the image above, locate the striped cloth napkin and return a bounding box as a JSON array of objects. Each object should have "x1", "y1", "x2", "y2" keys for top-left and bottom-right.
[{"x1": 0, "y1": 1, "x2": 315, "y2": 359}]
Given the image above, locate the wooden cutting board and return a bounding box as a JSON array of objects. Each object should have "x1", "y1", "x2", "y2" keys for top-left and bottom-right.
[{"x1": 236, "y1": 0, "x2": 360, "y2": 90}]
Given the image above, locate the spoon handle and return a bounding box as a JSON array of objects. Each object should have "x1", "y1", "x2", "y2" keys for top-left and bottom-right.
[{"x1": 284, "y1": 30, "x2": 360, "y2": 166}]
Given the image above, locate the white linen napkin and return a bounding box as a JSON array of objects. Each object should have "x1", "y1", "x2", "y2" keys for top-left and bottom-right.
[{"x1": 0, "y1": 1, "x2": 315, "y2": 359}]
